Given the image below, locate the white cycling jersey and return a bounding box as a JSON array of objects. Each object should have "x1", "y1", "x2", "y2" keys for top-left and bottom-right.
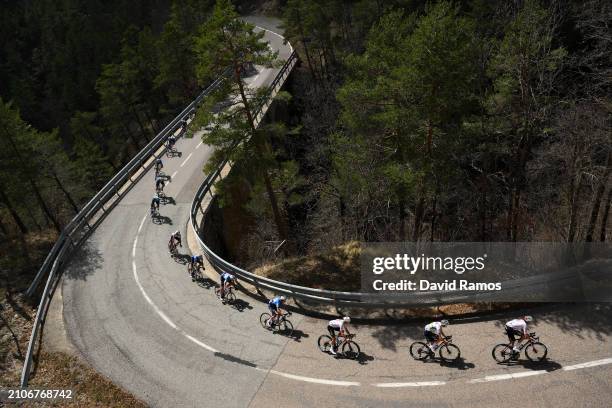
[
  {"x1": 506, "y1": 319, "x2": 527, "y2": 334},
  {"x1": 425, "y1": 322, "x2": 442, "y2": 334},
  {"x1": 329, "y1": 319, "x2": 347, "y2": 331}
]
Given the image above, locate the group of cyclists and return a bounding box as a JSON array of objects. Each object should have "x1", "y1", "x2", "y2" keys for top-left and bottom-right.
[
  {"x1": 153, "y1": 118, "x2": 539, "y2": 360},
  {"x1": 266, "y1": 295, "x2": 536, "y2": 359},
  {"x1": 423, "y1": 315, "x2": 534, "y2": 358},
  {"x1": 150, "y1": 126, "x2": 181, "y2": 215}
]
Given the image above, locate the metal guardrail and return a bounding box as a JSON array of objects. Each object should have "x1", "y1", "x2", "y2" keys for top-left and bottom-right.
[{"x1": 19, "y1": 72, "x2": 229, "y2": 387}]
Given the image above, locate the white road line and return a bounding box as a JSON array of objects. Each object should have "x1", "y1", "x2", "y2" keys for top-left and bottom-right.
[
  {"x1": 469, "y1": 370, "x2": 547, "y2": 384},
  {"x1": 269, "y1": 370, "x2": 360, "y2": 387},
  {"x1": 196, "y1": 141, "x2": 203, "y2": 149},
  {"x1": 374, "y1": 381, "x2": 445, "y2": 388},
  {"x1": 563, "y1": 358, "x2": 612, "y2": 371},
  {"x1": 171, "y1": 171, "x2": 178, "y2": 179},
  {"x1": 180, "y1": 153, "x2": 193, "y2": 167}
]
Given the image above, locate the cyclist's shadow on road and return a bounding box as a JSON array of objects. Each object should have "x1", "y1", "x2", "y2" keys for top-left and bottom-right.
[
  {"x1": 172, "y1": 253, "x2": 191, "y2": 265},
  {"x1": 231, "y1": 299, "x2": 253, "y2": 313},
  {"x1": 287, "y1": 329, "x2": 309, "y2": 343},
  {"x1": 195, "y1": 277, "x2": 217, "y2": 290},
  {"x1": 439, "y1": 357, "x2": 475, "y2": 370},
  {"x1": 153, "y1": 215, "x2": 172, "y2": 225},
  {"x1": 497, "y1": 358, "x2": 562, "y2": 372},
  {"x1": 161, "y1": 196, "x2": 176, "y2": 206}
]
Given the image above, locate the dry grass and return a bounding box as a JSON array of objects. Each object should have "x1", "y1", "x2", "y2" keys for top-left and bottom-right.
[
  {"x1": 27, "y1": 352, "x2": 147, "y2": 407},
  {"x1": 255, "y1": 241, "x2": 362, "y2": 291}
]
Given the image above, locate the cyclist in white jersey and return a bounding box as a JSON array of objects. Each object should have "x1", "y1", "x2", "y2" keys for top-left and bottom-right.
[
  {"x1": 505, "y1": 316, "x2": 533, "y2": 353},
  {"x1": 327, "y1": 316, "x2": 352, "y2": 355},
  {"x1": 424, "y1": 320, "x2": 449, "y2": 352}
]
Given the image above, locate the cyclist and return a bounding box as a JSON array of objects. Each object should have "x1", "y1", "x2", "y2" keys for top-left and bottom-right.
[
  {"x1": 169, "y1": 230, "x2": 182, "y2": 250},
  {"x1": 424, "y1": 319, "x2": 449, "y2": 352},
  {"x1": 150, "y1": 195, "x2": 160, "y2": 214},
  {"x1": 327, "y1": 316, "x2": 352, "y2": 355},
  {"x1": 189, "y1": 255, "x2": 204, "y2": 278},
  {"x1": 155, "y1": 177, "x2": 165, "y2": 194},
  {"x1": 167, "y1": 135, "x2": 176, "y2": 150},
  {"x1": 217, "y1": 272, "x2": 236, "y2": 300},
  {"x1": 155, "y1": 158, "x2": 163, "y2": 175},
  {"x1": 266, "y1": 295, "x2": 286, "y2": 328},
  {"x1": 505, "y1": 316, "x2": 533, "y2": 355},
  {"x1": 180, "y1": 119, "x2": 187, "y2": 133}
]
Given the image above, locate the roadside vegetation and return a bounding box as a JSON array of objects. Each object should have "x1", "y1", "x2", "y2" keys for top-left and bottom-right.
[{"x1": 206, "y1": 1, "x2": 611, "y2": 279}]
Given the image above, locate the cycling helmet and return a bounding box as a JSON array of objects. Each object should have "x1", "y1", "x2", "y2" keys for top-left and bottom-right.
[
  {"x1": 343, "y1": 316, "x2": 351, "y2": 323},
  {"x1": 440, "y1": 319, "x2": 449, "y2": 327},
  {"x1": 228, "y1": 274, "x2": 235, "y2": 280},
  {"x1": 174, "y1": 230, "x2": 181, "y2": 237},
  {"x1": 280, "y1": 295, "x2": 286, "y2": 301},
  {"x1": 156, "y1": 158, "x2": 162, "y2": 163},
  {"x1": 523, "y1": 316, "x2": 533, "y2": 322}
]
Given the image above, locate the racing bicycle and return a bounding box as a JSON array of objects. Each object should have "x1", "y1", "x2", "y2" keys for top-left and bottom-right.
[
  {"x1": 187, "y1": 261, "x2": 203, "y2": 281},
  {"x1": 215, "y1": 285, "x2": 236, "y2": 304},
  {"x1": 410, "y1": 335, "x2": 461, "y2": 362},
  {"x1": 318, "y1": 333, "x2": 361, "y2": 359},
  {"x1": 260, "y1": 311, "x2": 293, "y2": 337},
  {"x1": 492, "y1": 332, "x2": 548, "y2": 363}
]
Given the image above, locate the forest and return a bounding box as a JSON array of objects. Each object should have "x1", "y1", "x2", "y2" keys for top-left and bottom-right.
[{"x1": 0, "y1": 0, "x2": 610, "y2": 288}]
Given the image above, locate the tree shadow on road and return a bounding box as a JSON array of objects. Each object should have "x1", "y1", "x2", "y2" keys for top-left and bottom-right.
[
  {"x1": 63, "y1": 241, "x2": 104, "y2": 281},
  {"x1": 369, "y1": 324, "x2": 423, "y2": 352}
]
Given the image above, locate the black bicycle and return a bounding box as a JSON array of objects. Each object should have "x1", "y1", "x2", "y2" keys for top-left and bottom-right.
[
  {"x1": 260, "y1": 311, "x2": 293, "y2": 337},
  {"x1": 318, "y1": 333, "x2": 361, "y2": 359},
  {"x1": 165, "y1": 146, "x2": 180, "y2": 158},
  {"x1": 492, "y1": 332, "x2": 548, "y2": 363},
  {"x1": 168, "y1": 238, "x2": 178, "y2": 256},
  {"x1": 215, "y1": 285, "x2": 236, "y2": 304},
  {"x1": 187, "y1": 261, "x2": 203, "y2": 281},
  {"x1": 410, "y1": 336, "x2": 461, "y2": 362}
]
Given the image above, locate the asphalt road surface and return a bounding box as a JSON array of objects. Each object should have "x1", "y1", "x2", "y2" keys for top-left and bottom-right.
[{"x1": 60, "y1": 16, "x2": 612, "y2": 408}]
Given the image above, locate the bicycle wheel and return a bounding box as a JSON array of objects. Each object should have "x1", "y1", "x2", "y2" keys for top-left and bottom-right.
[
  {"x1": 317, "y1": 335, "x2": 333, "y2": 352},
  {"x1": 409, "y1": 342, "x2": 431, "y2": 361},
  {"x1": 226, "y1": 291, "x2": 236, "y2": 304},
  {"x1": 278, "y1": 319, "x2": 294, "y2": 337},
  {"x1": 525, "y1": 342, "x2": 548, "y2": 362},
  {"x1": 259, "y1": 313, "x2": 271, "y2": 330},
  {"x1": 439, "y1": 344, "x2": 461, "y2": 362},
  {"x1": 342, "y1": 340, "x2": 361, "y2": 359},
  {"x1": 492, "y1": 344, "x2": 513, "y2": 363}
]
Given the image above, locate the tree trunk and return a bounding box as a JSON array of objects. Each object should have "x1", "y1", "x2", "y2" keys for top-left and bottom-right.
[
  {"x1": 398, "y1": 197, "x2": 406, "y2": 241},
  {"x1": 412, "y1": 192, "x2": 425, "y2": 242},
  {"x1": 130, "y1": 106, "x2": 151, "y2": 142},
  {"x1": 234, "y1": 64, "x2": 287, "y2": 241},
  {"x1": 51, "y1": 171, "x2": 79, "y2": 214},
  {"x1": 3, "y1": 126, "x2": 62, "y2": 232},
  {"x1": 567, "y1": 173, "x2": 583, "y2": 242},
  {"x1": 599, "y1": 187, "x2": 611, "y2": 241},
  {"x1": 586, "y1": 153, "x2": 611, "y2": 242},
  {"x1": 430, "y1": 192, "x2": 437, "y2": 242},
  {"x1": 0, "y1": 185, "x2": 28, "y2": 234}
]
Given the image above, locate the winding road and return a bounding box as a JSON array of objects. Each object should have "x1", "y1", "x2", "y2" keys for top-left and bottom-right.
[{"x1": 56, "y1": 16, "x2": 612, "y2": 408}]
